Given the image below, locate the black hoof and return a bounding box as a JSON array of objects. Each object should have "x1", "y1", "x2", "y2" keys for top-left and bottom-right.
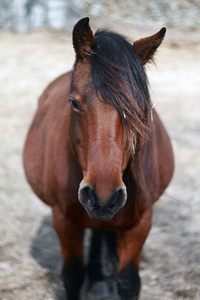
[{"x1": 87, "y1": 281, "x2": 111, "y2": 300}]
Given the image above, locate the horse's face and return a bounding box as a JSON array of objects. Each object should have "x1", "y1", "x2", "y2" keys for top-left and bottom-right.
[
  {"x1": 70, "y1": 60, "x2": 128, "y2": 221},
  {"x1": 70, "y1": 18, "x2": 166, "y2": 221}
]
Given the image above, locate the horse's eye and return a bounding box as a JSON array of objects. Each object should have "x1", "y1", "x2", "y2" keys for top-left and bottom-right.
[{"x1": 69, "y1": 99, "x2": 81, "y2": 111}]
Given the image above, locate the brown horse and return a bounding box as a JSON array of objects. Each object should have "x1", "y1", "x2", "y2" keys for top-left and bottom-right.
[{"x1": 23, "y1": 18, "x2": 174, "y2": 300}]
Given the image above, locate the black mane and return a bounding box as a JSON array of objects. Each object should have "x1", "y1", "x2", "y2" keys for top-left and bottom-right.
[{"x1": 89, "y1": 30, "x2": 152, "y2": 154}]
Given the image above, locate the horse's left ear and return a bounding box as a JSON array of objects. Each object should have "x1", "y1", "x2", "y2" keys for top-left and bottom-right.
[
  {"x1": 133, "y1": 28, "x2": 166, "y2": 65},
  {"x1": 73, "y1": 17, "x2": 95, "y2": 59}
]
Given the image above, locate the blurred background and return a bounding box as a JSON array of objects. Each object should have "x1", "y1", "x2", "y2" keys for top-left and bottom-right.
[
  {"x1": 0, "y1": 1, "x2": 200, "y2": 299},
  {"x1": 1, "y1": 0, "x2": 200, "y2": 33}
]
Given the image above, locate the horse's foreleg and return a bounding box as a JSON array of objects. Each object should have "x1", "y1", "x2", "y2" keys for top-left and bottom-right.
[
  {"x1": 87, "y1": 230, "x2": 110, "y2": 299},
  {"x1": 117, "y1": 208, "x2": 152, "y2": 300},
  {"x1": 87, "y1": 230, "x2": 104, "y2": 286},
  {"x1": 52, "y1": 206, "x2": 84, "y2": 300}
]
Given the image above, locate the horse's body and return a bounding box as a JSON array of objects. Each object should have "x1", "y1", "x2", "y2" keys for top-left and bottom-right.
[{"x1": 24, "y1": 18, "x2": 174, "y2": 300}]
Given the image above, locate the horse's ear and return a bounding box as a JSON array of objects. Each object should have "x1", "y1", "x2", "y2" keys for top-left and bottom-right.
[
  {"x1": 73, "y1": 17, "x2": 95, "y2": 59},
  {"x1": 133, "y1": 28, "x2": 166, "y2": 65}
]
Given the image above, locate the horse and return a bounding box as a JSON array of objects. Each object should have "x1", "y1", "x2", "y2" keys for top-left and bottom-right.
[{"x1": 23, "y1": 17, "x2": 174, "y2": 300}]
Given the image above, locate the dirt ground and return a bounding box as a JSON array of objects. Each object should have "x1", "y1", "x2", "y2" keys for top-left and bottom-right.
[{"x1": 0, "y1": 22, "x2": 200, "y2": 300}]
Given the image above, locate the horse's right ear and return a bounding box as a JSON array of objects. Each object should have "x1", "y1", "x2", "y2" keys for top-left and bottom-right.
[{"x1": 73, "y1": 17, "x2": 95, "y2": 59}]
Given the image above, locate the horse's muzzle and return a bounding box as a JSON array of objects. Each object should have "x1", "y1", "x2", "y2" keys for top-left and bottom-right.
[{"x1": 78, "y1": 183, "x2": 127, "y2": 221}]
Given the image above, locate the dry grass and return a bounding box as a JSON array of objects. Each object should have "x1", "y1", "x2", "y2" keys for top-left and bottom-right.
[{"x1": 0, "y1": 25, "x2": 200, "y2": 299}]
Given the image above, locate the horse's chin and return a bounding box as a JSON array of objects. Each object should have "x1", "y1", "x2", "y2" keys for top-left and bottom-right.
[{"x1": 85, "y1": 209, "x2": 118, "y2": 222}]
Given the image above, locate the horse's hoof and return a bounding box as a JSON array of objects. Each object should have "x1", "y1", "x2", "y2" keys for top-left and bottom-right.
[{"x1": 87, "y1": 281, "x2": 110, "y2": 299}]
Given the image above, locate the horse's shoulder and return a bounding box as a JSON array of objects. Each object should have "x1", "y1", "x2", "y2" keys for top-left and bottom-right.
[{"x1": 23, "y1": 71, "x2": 73, "y2": 205}]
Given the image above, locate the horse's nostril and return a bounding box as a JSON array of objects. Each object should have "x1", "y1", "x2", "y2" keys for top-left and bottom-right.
[
  {"x1": 108, "y1": 191, "x2": 119, "y2": 208},
  {"x1": 78, "y1": 184, "x2": 98, "y2": 209},
  {"x1": 118, "y1": 187, "x2": 127, "y2": 203},
  {"x1": 106, "y1": 187, "x2": 127, "y2": 211}
]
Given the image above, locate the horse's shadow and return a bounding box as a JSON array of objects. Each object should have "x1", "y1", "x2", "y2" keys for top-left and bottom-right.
[
  {"x1": 31, "y1": 215, "x2": 149, "y2": 300},
  {"x1": 31, "y1": 216, "x2": 108, "y2": 300},
  {"x1": 31, "y1": 215, "x2": 65, "y2": 299}
]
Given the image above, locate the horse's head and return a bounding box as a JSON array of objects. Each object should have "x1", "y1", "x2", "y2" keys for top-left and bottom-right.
[
  {"x1": 69, "y1": 18, "x2": 166, "y2": 221},
  {"x1": 69, "y1": 59, "x2": 128, "y2": 221}
]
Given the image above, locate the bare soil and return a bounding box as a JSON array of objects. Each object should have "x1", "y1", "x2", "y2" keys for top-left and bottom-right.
[{"x1": 0, "y1": 23, "x2": 200, "y2": 299}]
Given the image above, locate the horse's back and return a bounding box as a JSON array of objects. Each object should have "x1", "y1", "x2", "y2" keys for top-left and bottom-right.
[
  {"x1": 38, "y1": 73, "x2": 71, "y2": 106},
  {"x1": 23, "y1": 72, "x2": 72, "y2": 204}
]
